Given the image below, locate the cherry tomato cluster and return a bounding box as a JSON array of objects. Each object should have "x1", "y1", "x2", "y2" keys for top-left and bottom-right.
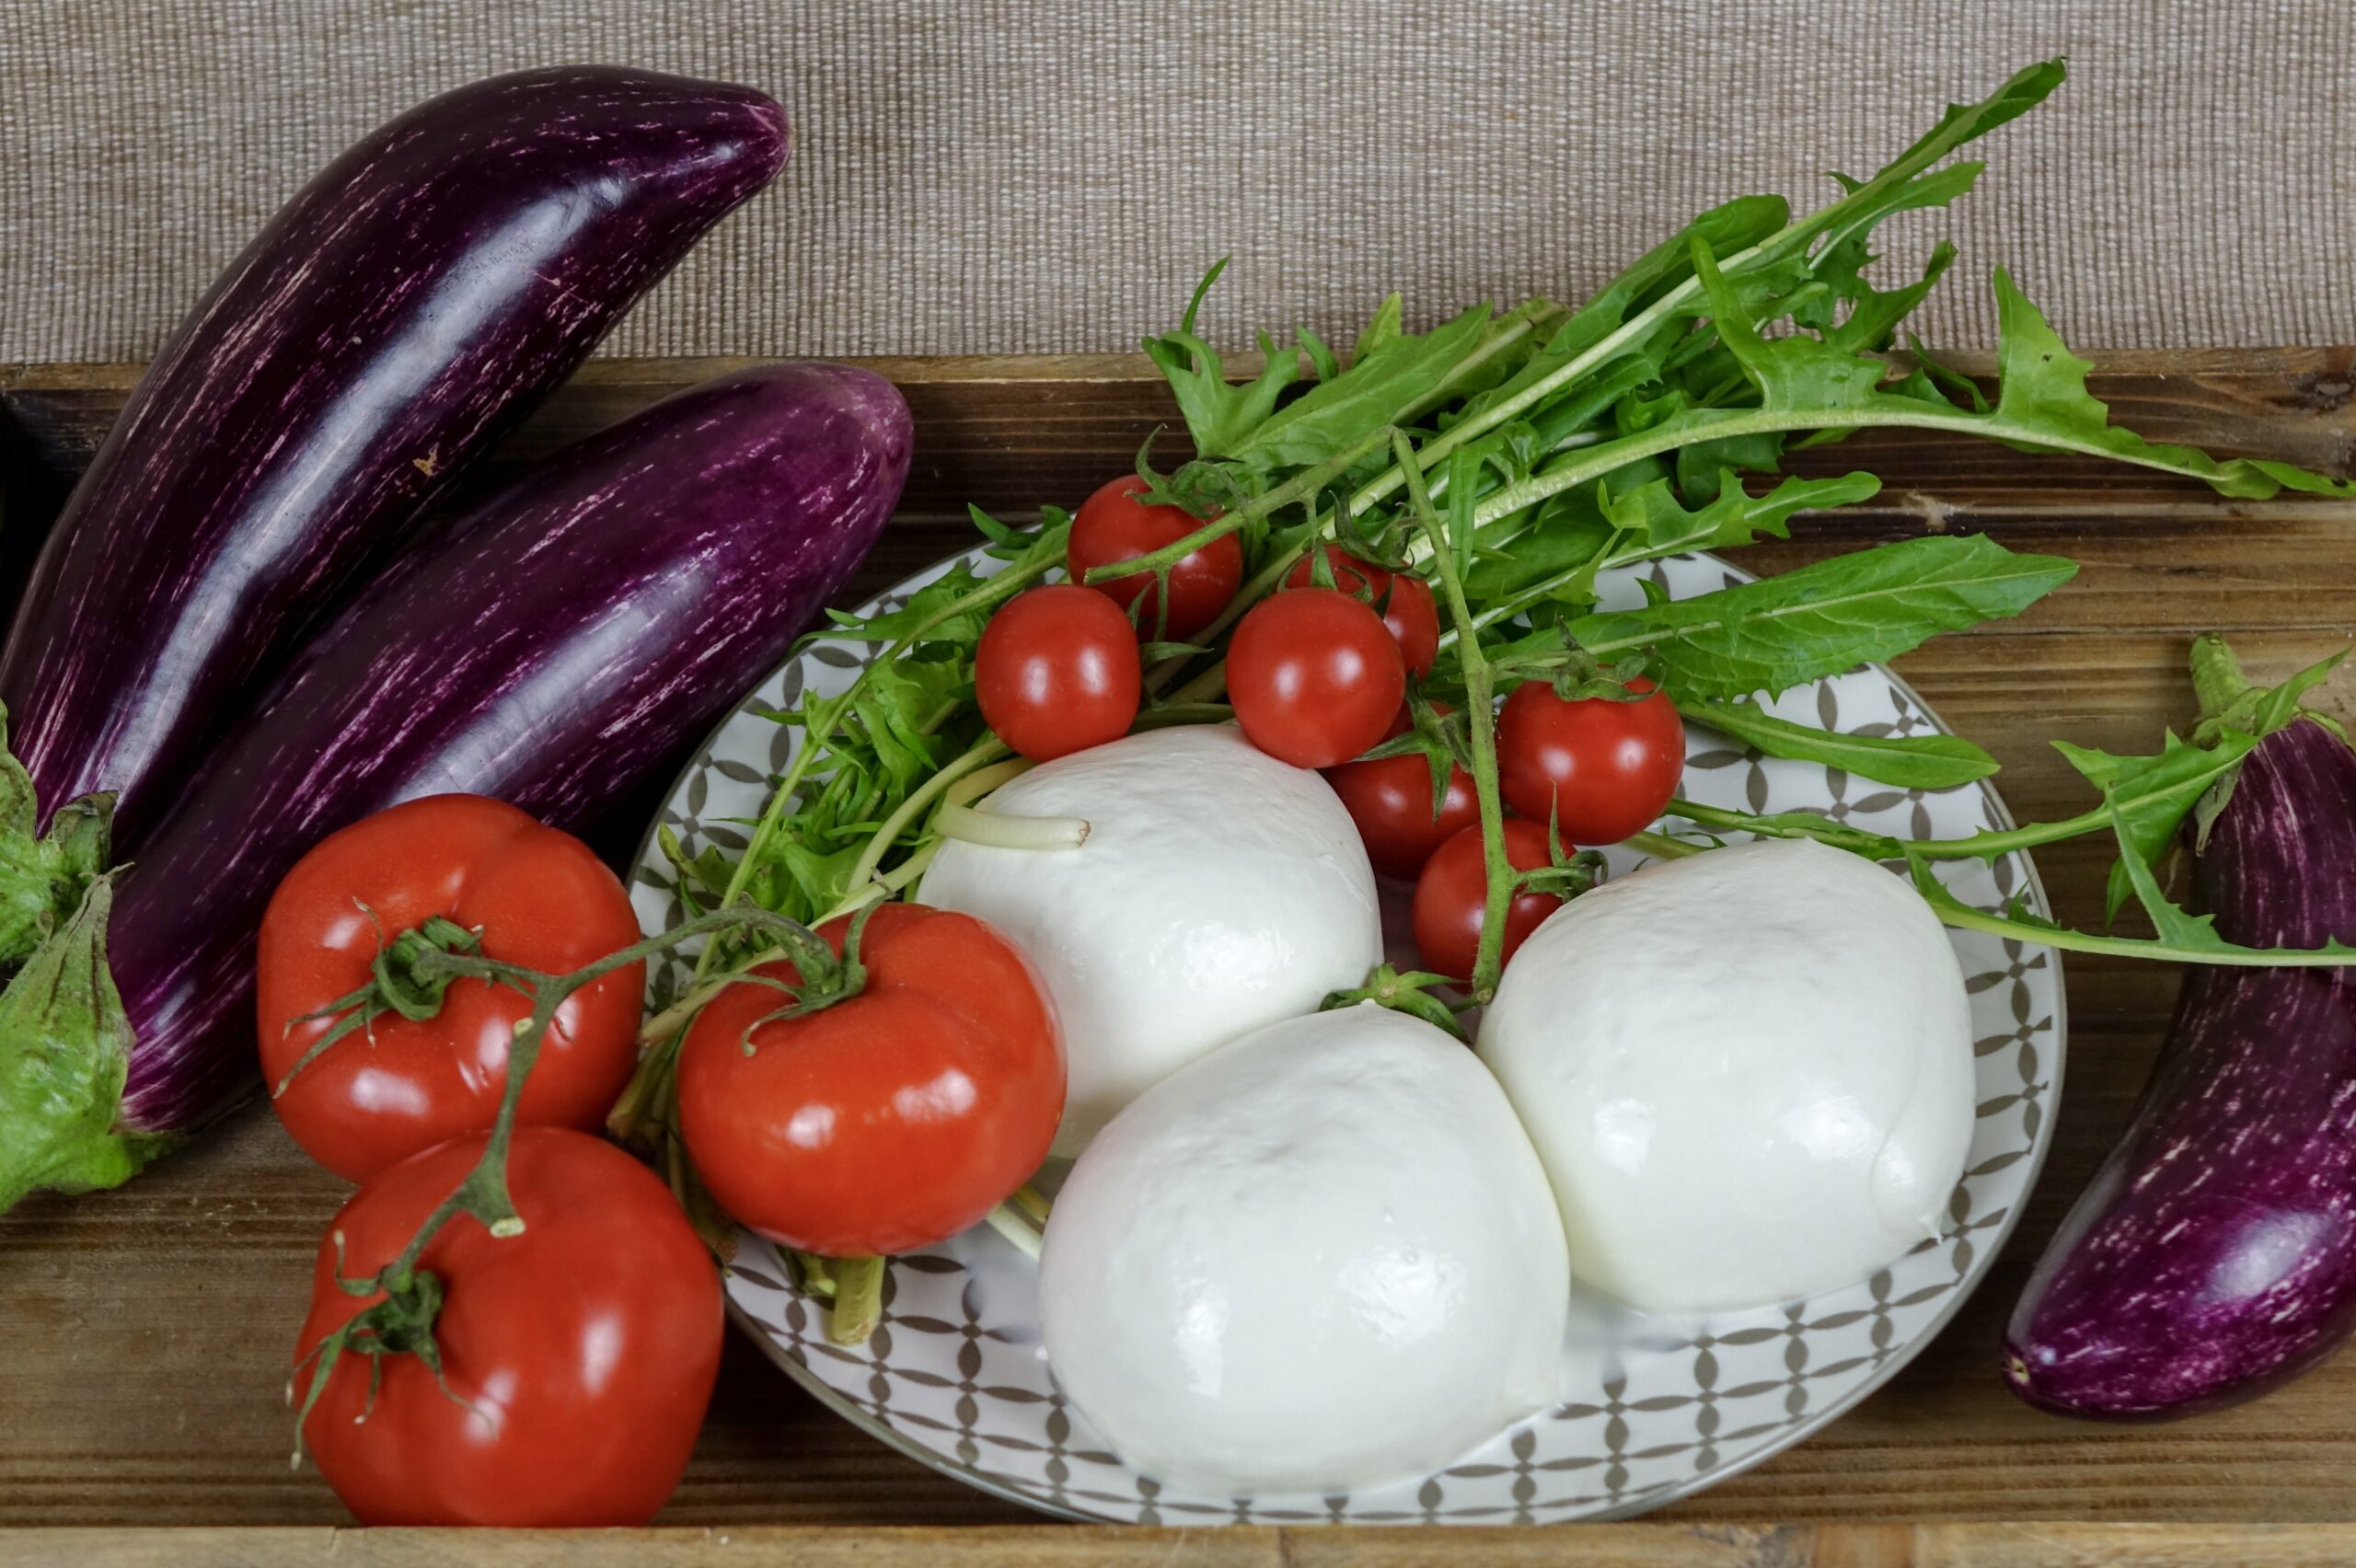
[
  {"x1": 970, "y1": 469, "x2": 1688, "y2": 981},
  {"x1": 1398, "y1": 679, "x2": 1684, "y2": 979},
  {"x1": 260, "y1": 793, "x2": 1063, "y2": 1528}
]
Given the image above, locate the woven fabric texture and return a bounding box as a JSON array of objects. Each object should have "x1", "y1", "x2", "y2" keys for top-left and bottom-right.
[{"x1": 5, "y1": 0, "x2": 2350, "y2": 360}]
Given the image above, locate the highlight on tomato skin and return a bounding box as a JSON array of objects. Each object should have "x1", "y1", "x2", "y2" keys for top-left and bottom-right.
[
  {"x1": 1066, "y1": 475, "x2": 1242, "y2": 640},
  {"x1": 975, "y1": 584, "x2": 1143, "y2": 761},
  {"x1": 1496, "y1": 678, "x2": 1686, "y2": 847},
  {"x1": 293, "y1": 1126, "x2": 722, "y2": 1528},
  {"x1": 675, "y1": 901, "x2": 1066, "y2": 1259},
  {"x1": 1227, "y1": 586, "x2": 1407, "y2": 770},
  {"x1": 256, "y1": 793, "x2": 645, "y2": 1184},
  {"x1": 1282, "y1": 544, "x2": 1441, "y2": 676}
]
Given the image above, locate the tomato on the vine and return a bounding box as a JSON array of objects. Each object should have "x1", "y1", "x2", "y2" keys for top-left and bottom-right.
[
  {"x1": 293, "y1": 1127, "x2": 722, "y2": 1526},
  {"x1": 258, "y1": 794, "x2": 645, "y2": 1183},
  {"x1": 1282, "y1": 544, "x2": 1440, "y2": 675},
  {"x1": 1496, "y1": 678, "x2": 1685, "y2": 845},
  {"x1": 976, "y1": 584, "x2": 1142, "y2": 760},
  {"x1": 1412, "y1": 819, "x2": 1563, "y2": 983},
  {"x1": 1068, "y1": 476, "x2": 1242, "y2": 640},
  {"x1": 1227, "y1": 586, "x2": 1407, "y2": 769},
  {"x1": 677, "y1": 902, "x2": 1064, "y2": 1258},
  {"x1": 1324, "y1": 704, "x2": 1479, "y2": 879}
]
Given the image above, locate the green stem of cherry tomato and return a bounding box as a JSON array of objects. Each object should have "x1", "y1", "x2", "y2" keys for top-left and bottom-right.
[
  {"x1": 1081, "y1": 426, "x2": 1395, "y2": 592},
  {"x1": 1390, "y1": 430, "x2": 1518, "y2": 1006},
  {"x1": 292, "y1": 902, "x2": 837, "y2": 1458}
]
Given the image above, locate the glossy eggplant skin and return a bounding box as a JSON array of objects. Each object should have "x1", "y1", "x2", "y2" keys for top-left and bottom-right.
[
  {"x1": 0, "y1": 67, "x2": 789, "y2": 847},
  {"x1": 2004, "y1": 721, "x2": 2356, "y2": 1419},
  {"x1": 109, "y1": 363, "x2": 911, "y2": 1135}
]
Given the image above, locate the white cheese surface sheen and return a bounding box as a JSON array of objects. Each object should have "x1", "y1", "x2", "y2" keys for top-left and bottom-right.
[
  {"x1": 918, "y1": 724, "x2": 1381, "y2": 1156},
  {"x1": 1478, "y1": 837, "x2": 1975, "y2": 1314},
  {"x1": 1038, "y1": 1004, "x2": 1570, "y2": 1496}
]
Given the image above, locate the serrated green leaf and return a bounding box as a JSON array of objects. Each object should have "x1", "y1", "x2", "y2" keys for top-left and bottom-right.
[
  {"x1": 1230, "y1": 303, "x2": 1496, "y2": 472},
  {"x1": 1140, "y1": 326, "x2": 1301, "y2": 460},
  {"x1": 1603, "y1": 467, "x2": 1880, "y2": 556},
  {"x1": 1299, "y1": 327, "x2": 1341, "y2": 384},
  {"x1": 1351, "y1": 293, "x2": 1403, "y2": 366},
  {"x1": 1903, "y1": 849, "x2": 2356, "y2": 967},
  {"x1": 2058, "y1": 639, "x2": 2345, "y2": 919},
  {"x1": 1692, "y1": 238, "x2": 1889, "y2": 413},
  {"x1": 1565, "y1": 534, "x2": 2073, "y2": 701},
  {"x1": 1680, "y1": 696, "x2": 1998, "y2": 789},
  {"x1": 1989, "y1": 272, "x2": 2356, "y2": 497}
]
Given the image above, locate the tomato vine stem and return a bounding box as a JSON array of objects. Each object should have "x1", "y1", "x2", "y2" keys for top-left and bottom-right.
[
  {"x1": 1080, "y1": 427, "x2": 1395, "y2": 590},
  {"x1": 1391, "y1": 430, "x2": 1516, "y2": 1004},
  {"x1": 289, "y1": 903, "x2": 839, "y2": 1466}
]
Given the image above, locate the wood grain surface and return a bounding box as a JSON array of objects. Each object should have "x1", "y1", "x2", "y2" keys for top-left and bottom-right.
[
  {"x1": 7, "y1": 1520, "x2": 2356, "y2": 1567},
  {"x1": 3, "y1": 351, "x2": 2355, "y2": 1545}
]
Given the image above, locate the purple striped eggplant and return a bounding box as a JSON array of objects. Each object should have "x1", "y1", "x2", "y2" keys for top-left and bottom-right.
[
  {"x1": 2004, "y1": 709, "x2": 2356, "y2": 1418},
  {"x1": 0, "y1": 67, "x2": 788, "y2": 847},
  {"x1": 0, "y1": 363, "x2": 910, "y2": 1205}
]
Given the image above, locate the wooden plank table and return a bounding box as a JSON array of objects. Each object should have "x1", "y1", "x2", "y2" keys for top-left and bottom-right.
[{"x1": 3, "y1": 351, "x2": 2355, "y2": 1562}]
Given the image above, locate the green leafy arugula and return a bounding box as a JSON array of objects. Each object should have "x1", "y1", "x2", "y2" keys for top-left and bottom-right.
[
  {"x1": 1139, "y1": 259, "x2": 1301, "y2": 460},
  {"x1": 1561, "y1": 534, "x2": 2075, "y2": 702},
  {"x1": 699, "y1": 55, "x2": 2356, "y2": 1000},
  {"x1": 1679, "y1": 695, "x2": 2000, "y2": 790},
  {"x1": 1229, "y1": 303, "x2": 1499, "y2": 472},
  {"x1": 2056, "y1": 643, "x2": 2345, "y2": 920}
]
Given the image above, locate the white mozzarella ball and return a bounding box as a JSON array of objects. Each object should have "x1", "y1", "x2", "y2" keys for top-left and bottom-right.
[
  {"x1": 918, "y1": 724, "x2": 1381, "y2": 1156},
  {"x1": 1478, "y1": 837, "x2": 1975, "y2": 1314},
  {"x1": 1039, "y1": 1003, "x2": 1569, "y2": 1496}
]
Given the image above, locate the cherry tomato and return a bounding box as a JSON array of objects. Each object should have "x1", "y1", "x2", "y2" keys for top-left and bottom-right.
[
  {"x1": 1227, "y1": 587, "x2": 1407, "y2": 769},
  {"x1": 975, "y1": 584, "x2": 1142, "y2": 760},
  {"x1": 294, "y1": 1127, "x2": 722, "y2": 1526},
  {"x1": 259, "y1": 795, "x2": 645, "y2": 1183},
  {"x1": 1283, "y1": 544, "x2": 1440, "y2": 675},
  {"x1": 678, "y1": 902, "x2": 1064, "y2": 1257},
  {"x1": 1412, "y1": 819, "x2": 1563, "y2": 983},
  {"x1": 1496, "y1": 678, "x2": 1686, "y2": 845},
  {"x1": 1324, "y1": 704, "x2": 1479, "y2": 879},
  {"x1": 1067, "y1": 475, "x2": 1242, "y2": 640}
]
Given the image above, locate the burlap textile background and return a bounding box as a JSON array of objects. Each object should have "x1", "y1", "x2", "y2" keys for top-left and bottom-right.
[{"x1": 5, "y1": 1, "x2": 2349, "y2": 360}]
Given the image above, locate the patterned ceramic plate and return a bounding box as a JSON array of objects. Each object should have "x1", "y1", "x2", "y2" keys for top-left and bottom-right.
[{"x1": 629, "y1": 544, "x2": 2065, "y2": 1525}]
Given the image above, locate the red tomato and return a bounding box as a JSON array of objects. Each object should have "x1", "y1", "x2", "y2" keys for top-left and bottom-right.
[
  {"x1": 975, "y1": 584, "x2": 1143, "y2": 760},
  {"x1": 259, "y1": 795, "x2": 645, "y2": 1183},
  {"x1": 1324, "y1": 704, "x2": 1479, "y2": 879},
  {"x1": 1227, "y1": 587, "x2": 1407, "y2": 769},
  {"x1": 1282, "y1": 544, "x2": 1440, "y2": 675},
  {"x1": 294, "y1": 1127, "x2": 722, "y2": 1526},
  {"x1": 1496, "y1": 679, "x2": 1686, "y2": 845},
  {"x1": 1412, "y1": 819, "x2": 1563, "y2": 983},
  {"x1": 1067, "y1": 476, "x2": 1242, "y2": 640},
  {"x1": 677, "y1": 902, "x2": 1064, "y2": 1257}
]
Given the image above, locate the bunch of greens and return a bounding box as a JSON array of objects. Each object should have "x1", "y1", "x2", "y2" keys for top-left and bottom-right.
[{"x1": 628, "y1": 54, "x2": 2352, "y2": 1100}]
